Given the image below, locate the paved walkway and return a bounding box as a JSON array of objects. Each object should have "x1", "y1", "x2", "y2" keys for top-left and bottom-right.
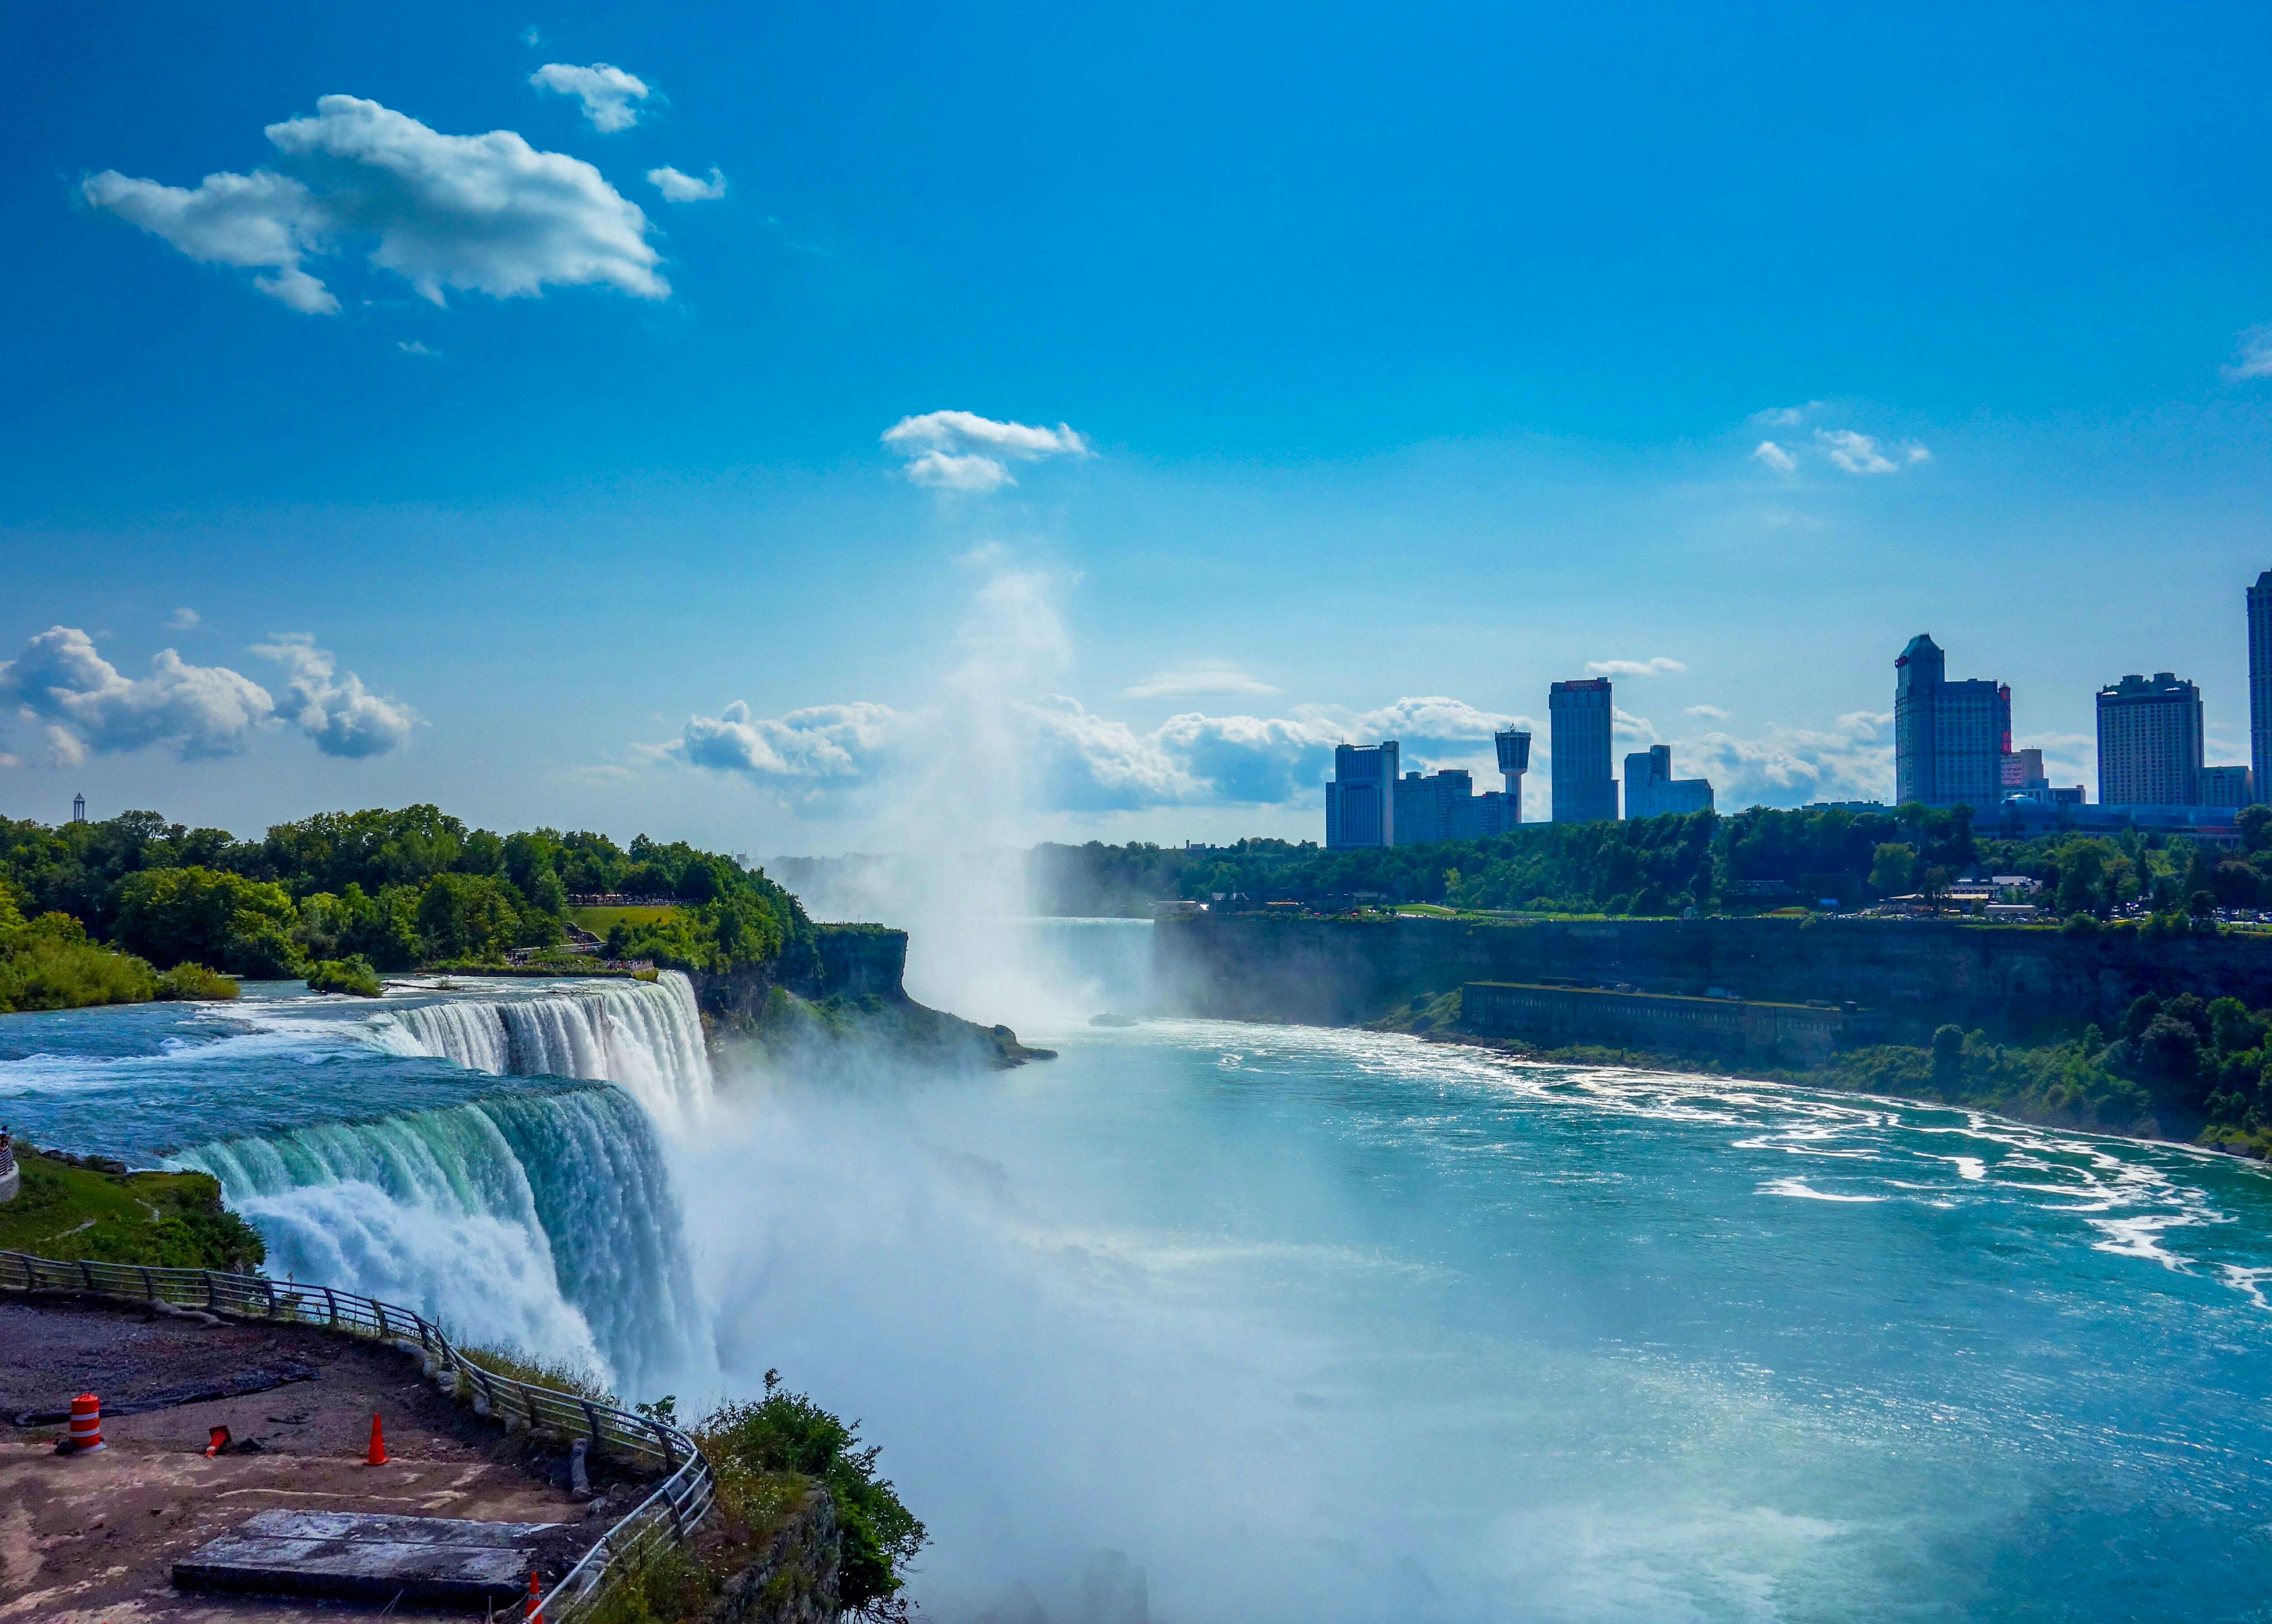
[{"x1": 0, "y1": 1297, "x2": 598, "y2": 1621}]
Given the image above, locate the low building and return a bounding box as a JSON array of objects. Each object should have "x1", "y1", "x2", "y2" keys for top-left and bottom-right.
[
  {"x1": 1393, "y1": 768, "x2": 1513, "y2": 844},
  {"x1": 1622, "y1": 745, "x2": 1713, "y2": 819},
  {"x1": 2201, "y1": 765, "x2": 2254, "y2": 808}
]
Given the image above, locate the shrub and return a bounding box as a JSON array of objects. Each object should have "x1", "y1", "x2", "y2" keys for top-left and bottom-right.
[
  {"x1": 306, "y1": 955, "x2": 383, "y2": 997},
  {"x1": 155, "y1": 961, "x2": 238, "y2": 1001},
  {"x1": 698, "y1": 1372, "x2": 926, "y2": 1616},
  {"x1": 0, "y1": 906, "x2": 156, "y2": 1012}
]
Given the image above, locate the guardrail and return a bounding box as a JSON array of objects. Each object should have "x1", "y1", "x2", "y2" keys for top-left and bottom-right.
[{"x1": 0, "y1": 1250, "x2": 712, "y2": 1620}]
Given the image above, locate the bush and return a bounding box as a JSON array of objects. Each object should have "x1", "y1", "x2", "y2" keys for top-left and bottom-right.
[
  {"x1": 699, "y1": 1372, "x2": 926, "y2": 1616},
  {"x1": 0, "y1": 903, "x2": 156, "y2": 1012},
  {"x1": 155, "y1": 961, "x2": 238, "y2": 1001},
  {"x1": 306, "y1": 955, "x2": 383, "y2": 997}
]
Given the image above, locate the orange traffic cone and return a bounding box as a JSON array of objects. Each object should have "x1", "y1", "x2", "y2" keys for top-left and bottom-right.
[
  {"x1": 366, "y1": 1413, "x2": 387, "y2": 1466},
  {"x1": 65, "y1": 1393, "x2": 104, "y2": 1454},
  {"x1": 524, "y1": 1568, "x2": 543, "y2": 1622},
  {"x1": 205, "y1": 1425, "x2": 231, "y2": 1457}
]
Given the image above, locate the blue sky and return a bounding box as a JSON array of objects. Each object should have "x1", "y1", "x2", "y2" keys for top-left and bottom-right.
[{"x1": 6, "y1": 2, "x2": 2272, "y2": 854}]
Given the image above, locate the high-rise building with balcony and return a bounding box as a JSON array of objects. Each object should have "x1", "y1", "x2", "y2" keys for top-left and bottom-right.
[
  {"x1": 2200, "y1": 765, "x2": 2254, "y2": 809},
  {"x1": 1325, "y1": 740, "x2": 1399, "y2": 847},
  {"x1": 1622, "y1": 745, "x2": 1714, "y2": 818},
  {"x1": 1894, "y1": 634, "x2": 2009, "y2": 809},
  {"x1": 2096, "y1": 673, "x2": 2203, "y2": 806},
  {"x1": 1549, "y1": 679, "x2": 1618, "y2": 823}
]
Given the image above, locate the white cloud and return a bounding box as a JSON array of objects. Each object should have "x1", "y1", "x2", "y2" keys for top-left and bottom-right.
[
  {"x1": 1612, "y1": 706, "x2": 1657, "y2": 742},
  {"x1": 1675, "y1": 710, "x2": 1894, "y2": 807},
  {"x1": 397, "y1": 340, "x2": 439, "y2": 356},
  {"x1": 1750, "y1": 402, "x2": 1819, "y2": 427},
  {"x1": 648, "y1": 165, "x2": 726, "y2": 202},
  {"x1": 672, "y1": 700, "x2": 895, "y2": 782},
  {"x1": 0, "y1": 626, "x2": 273, "y2": 763},
  {"x1": 0, "y1": 753, "x2": 18, "y2": 769},
  {"x1": 881, "y1": 410, "x2": 1092, "y2": 491},
  {"x1": 1814, "y1": 428, "x2": 1929, "y2": 475},
  {"x1": 1585, "y1": 657, "x2": 1687, "y2": 678},
  {"x1": 1751, "y1": 440, "x2": 1798, "y2": 474},
  {"x1": 1348, "y1": 695, "x2": 1520, "y2": 745},
  {"x1": 167, "y1": 607, "x2": 200, "y2": 630},
  {"x1": 1124, "y1": 663, "x2": 1279, "y2": 700},
  {"x1": 250, "y1": 634, "x2": 417, "y2": 757},
  {"x1": 1685, "y1": 704, "x2": 1731, "y2": 719},
  {"x1": 2227, "y1": 325, "x2": 2272, "y2": 380},
  {"x1": 84, "y1": 95, "x2": 665, "y2": 314},
  {"x1": 529, "y1": 62, "x2": 652, "y2": 132}
]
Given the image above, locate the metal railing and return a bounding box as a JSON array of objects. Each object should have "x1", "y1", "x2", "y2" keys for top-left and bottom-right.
[{"x1": 0, "y1": 1249, "x2": 712, "y2": 1620}]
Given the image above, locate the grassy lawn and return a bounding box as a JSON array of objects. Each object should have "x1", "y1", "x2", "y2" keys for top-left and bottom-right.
[
  {"x1": 569, "y1": 905, "x2": 683, "y2": 935},
  {"x1": 0, "y1": 1149, "x2": 266, "y2": 1269}
]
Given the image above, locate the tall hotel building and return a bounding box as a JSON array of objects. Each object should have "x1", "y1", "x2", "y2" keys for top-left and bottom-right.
[
  {"x1": 2096, "y1": 673, "x2": 2203, "y2": 807},
  {"x1": 1549, "y1": 679, "x2": 1618, "y2": 823},
  {"x1": 1893, "y1": 634, "x2": 2009, "y2": 809},
  {"x1": 1325, "y1": 740, "x2": 1399, "y2": 848}
]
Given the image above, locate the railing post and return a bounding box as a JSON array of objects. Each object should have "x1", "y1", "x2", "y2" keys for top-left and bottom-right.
[
  {"x1": 79, "y1": 1259, "x2": 95, "y2": 1292},
  {"x1": 261, "y1": 1276, "x2": 278, "y2": 1317},
  {"x1": 373, "y1": 1299, "x2": 390, "y2": 1339}
]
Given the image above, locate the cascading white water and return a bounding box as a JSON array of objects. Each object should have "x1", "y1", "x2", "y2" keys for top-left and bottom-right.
[
  {"x1": 181, "y1": 1085, "x2": 708, "y2": 1398},
  {"x1": 368, "y1": 971, "x2": 713, "y2": 1131}
]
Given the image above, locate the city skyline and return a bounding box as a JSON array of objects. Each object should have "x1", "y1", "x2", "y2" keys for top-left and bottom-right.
[{"x1": 7, "y1": 5, "x2": 2272, "y2": 855}]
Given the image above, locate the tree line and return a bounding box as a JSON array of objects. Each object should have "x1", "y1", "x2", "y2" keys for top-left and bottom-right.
[
  {"x1": 1033, "y1": 802, "x2": 2272, "y2": 920},
  {"x1": 0, "y1": 805, "x2": 817, "y2": 1000}
]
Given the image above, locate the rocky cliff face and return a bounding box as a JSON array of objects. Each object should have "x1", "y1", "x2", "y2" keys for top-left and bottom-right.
[
  {"x1": 683, "y1": 924, "x2": 911, "y2": 1027},
  {"x1": 706, "y1": 1489, "x2": 840, "y2": 1624},
  {"x1": 1154, "y1": 914, "x2": 2272, "y2": 1039}
]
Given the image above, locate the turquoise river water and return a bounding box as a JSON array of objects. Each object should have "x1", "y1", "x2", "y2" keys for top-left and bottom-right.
[{"x1": 4, "y1": 924, "x2": 2271, "y2": 1621}]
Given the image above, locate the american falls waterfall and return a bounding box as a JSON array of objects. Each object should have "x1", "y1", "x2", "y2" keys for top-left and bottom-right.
[
  {"x1": 181, "y1": 1085, "x2": 707, "y2": 1397},
  {"x1": 368, "y1": 970, "x2": 714, "y2": 1131}
]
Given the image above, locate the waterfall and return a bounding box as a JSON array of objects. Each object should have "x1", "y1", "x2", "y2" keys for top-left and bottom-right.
[
  {"x1": 368, "y1": 971, "x2": 713, "y2": 1131},
  {"x1": 178, "y1": 1085, "x2": 707, "y2": 1399}
]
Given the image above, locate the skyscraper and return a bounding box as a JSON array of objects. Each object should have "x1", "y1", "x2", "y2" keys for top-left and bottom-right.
[
  {"x1": 2096, "y1": 673, "x2": 2203, "y2": 806},
  {"x1": 1622, "y1": 745, "x2": 1714, "y2": 818},
  {"x1": 1493, "y1": 729, "x2": 1531, "y2": 824},
  {"x1": 1894, "y1": 634, "x2": 2009, "y2": 809},
  {"x1": 1393, "y1": 768, "x2": 1512, "y2": 843},
  {"x1": 1325, "y1": 740, "x2": 1398, "y2": 847},
  {"x1": 2250, "y1": 570, "x2": 2272, "y2": 802},
  {"x1": 1549, "y1": 679, "x2": 1618, "y2": 822}
]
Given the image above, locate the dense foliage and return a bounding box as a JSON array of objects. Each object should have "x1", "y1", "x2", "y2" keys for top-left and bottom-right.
[
  {"x1": 1033, "y1": 802, "x2": 2272, "y2": 918},
  {"x1": 1821, "y1": 990, "x2": 2272, "y2": 1145},
  {"x1": 0, "y1": 805, "x2": 814, "y2": 982},
  {"x1": 0, "y1": 891, "x2": 157, "y2": 1012}
]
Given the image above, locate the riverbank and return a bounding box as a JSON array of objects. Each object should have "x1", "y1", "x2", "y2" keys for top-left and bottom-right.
[
  {"x1": 0, "y1": 1145, "x2": 267, "y2": 1270},
  {"x1": 1370, "y1": 990, "x2": 2265, "y2": 1158}
]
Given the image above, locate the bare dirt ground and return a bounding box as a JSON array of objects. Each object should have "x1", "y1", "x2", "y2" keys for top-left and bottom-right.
[{"x1": 0, "y1": 1295, "x2": 616, "y2": 1622}]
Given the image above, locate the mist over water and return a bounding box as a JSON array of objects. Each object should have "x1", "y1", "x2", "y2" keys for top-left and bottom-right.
[{"x1": 683, "y1": 921, "x2": 2272, "y2": 1623}]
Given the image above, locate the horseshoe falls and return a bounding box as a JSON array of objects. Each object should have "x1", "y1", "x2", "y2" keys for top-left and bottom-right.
[{"x1": 8, "y1": 932, "x2": 2272, "y2": 1620}]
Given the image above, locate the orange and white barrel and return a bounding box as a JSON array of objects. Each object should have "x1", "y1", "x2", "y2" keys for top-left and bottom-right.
[{"x1": 66, "y1": 1393, "x2": 103, "y2": 1453}]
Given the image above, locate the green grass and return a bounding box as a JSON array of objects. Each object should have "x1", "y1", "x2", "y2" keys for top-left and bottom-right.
[
  {"x1": 0, "y1": 1148, "x2": 265, "y2": 1269},
  {"x1": 570, "y1": 905, "x2": 683, "y2": 935},
  {"x1": 453, "y1": 1340, "x2": 617, "y2": 1404}
]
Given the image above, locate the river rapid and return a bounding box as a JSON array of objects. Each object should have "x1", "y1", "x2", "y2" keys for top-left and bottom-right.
[{"x1": 4, "y1": 928, "x2": 2272, "y2": 1620}]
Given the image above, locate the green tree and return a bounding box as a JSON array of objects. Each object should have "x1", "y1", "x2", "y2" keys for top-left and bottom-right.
[
  {"x1": 414, "y1": 872, "x2": 526, "y2": 961},
  {"x1": 1868, "y1": 843, "x2": 1916, "y2": 896},
  {"x1": 114, "y1": 866, "x2": 303, "y2": 976}
]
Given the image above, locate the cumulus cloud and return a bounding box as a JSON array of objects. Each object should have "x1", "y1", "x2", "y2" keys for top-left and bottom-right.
[
  {"x1": 1685, "y1": 704, "x2": 1731, "y2": 719},
  {"x1": 1124, "y1": 663, "x2": 1279, "y2": 700},
  {"x1": 1814, "y1": 428, "x2": 1929, "y2": 475},
  {"x1": 881, "y1": 410, "x2": 1093, "y2": 491},
  {"x1": 671, "y1": 700, "x2": 894, "y2": 782},
  {"x1": 250, "y1": 634, "x2": 417, "y2": 757},
  {"x1": 648, "y1": 165, "x2": 726, "y2": 202},
  {"x1": 529, "y1": 62, "x2": 651, "y2": 132},
  {"x1": 1751, "y1": 440, "x2": 1798, "y2": 474},
  {"x1": 2227, "y1": 325, "x2": 2272, "y2": 380},
  {"x1": 84, "y1": 95, "x2": 665, "y2": 313},
  {"x1": 167, "y1": 607, "x2": 200, "y2": 630},
  {"x1": 1585, "y1": 657, "x2": 1686, "y2": 678},
  {"x1": 1676, "y1": 711, "x2": 1894, "y2": 807},
  {"x1": 0, "y1": 626, "x2": 274, "y2": 764}
]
